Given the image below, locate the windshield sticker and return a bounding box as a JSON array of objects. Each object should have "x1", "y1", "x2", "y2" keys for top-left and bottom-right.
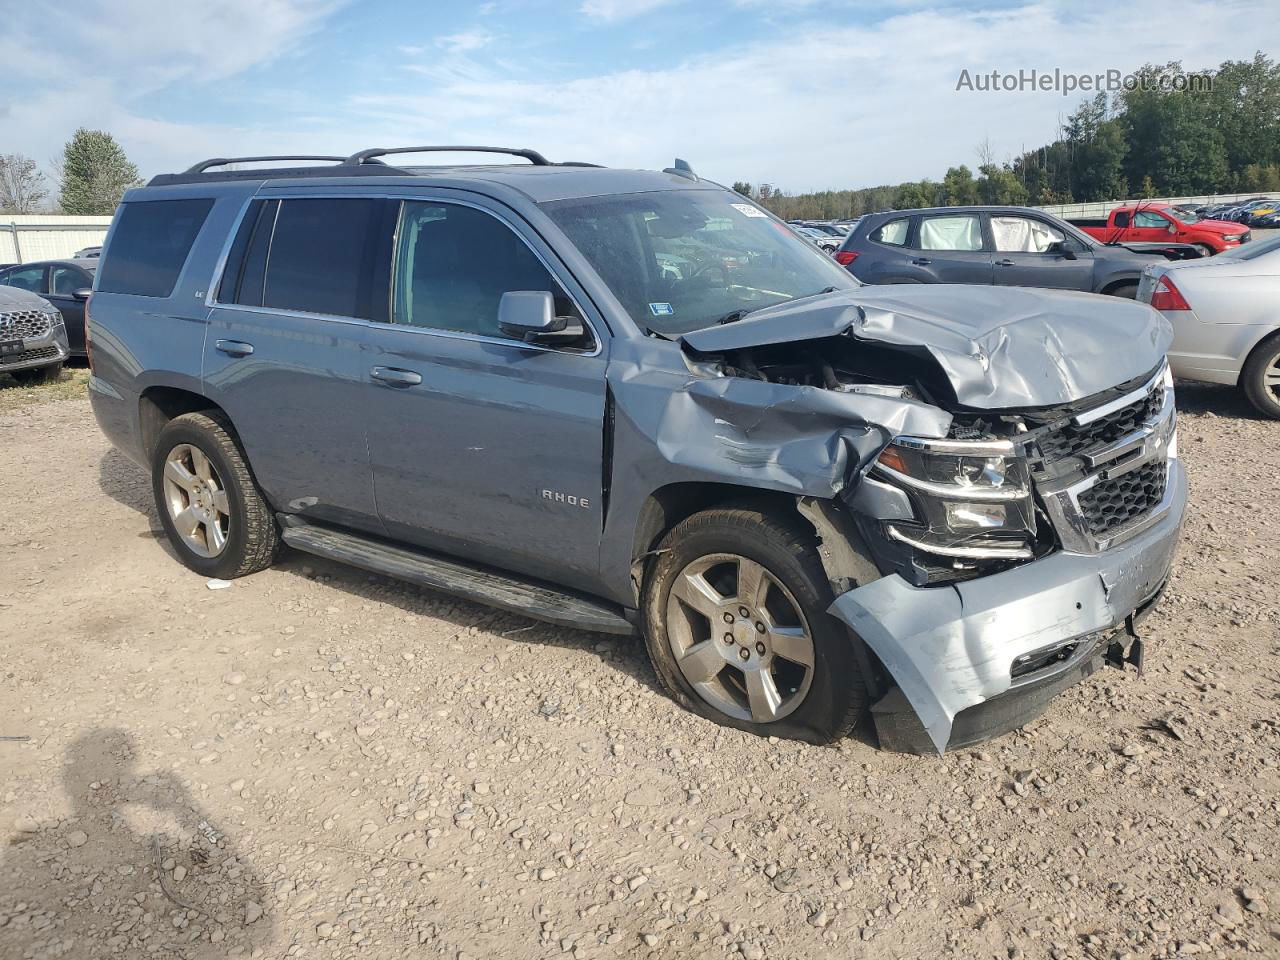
[
  {"x1": 730, "y1": 203, "x2": 768, "y2": 218},
  {"x1": 648, "y1": 302, "x2": 675, "y2": 317}
]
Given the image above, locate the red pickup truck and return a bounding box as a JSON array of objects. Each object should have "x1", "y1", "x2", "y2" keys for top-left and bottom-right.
[{"x1": 1067, "y1": 203, "x2": 1250, "y2": 256}]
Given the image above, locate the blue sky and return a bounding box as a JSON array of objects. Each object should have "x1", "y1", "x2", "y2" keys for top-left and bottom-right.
[{"x1": 2, "y1": 0, "x2": 1277, "y2": 194}]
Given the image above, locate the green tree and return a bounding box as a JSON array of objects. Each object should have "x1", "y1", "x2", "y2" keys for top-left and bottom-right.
[
  {"x1": 976, "y1": 164, "x2": 1027, "y2": 205},
  {"x1": 59, "y1": 129, "x2": 141, "y2": 215},
  {"x1": 731, "y1": 181, "x2": 754, "y2": 197},
  {"x1": 941, "y1": 165, "x2": 978, "y2": 205}
]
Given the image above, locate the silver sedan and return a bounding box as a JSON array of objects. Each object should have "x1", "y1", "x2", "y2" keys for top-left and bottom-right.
[{"x1": 1138, "y1": 234, "x2": 1280, "y2": 418}]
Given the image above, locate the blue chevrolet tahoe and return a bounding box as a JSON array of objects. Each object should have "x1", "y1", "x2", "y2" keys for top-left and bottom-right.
[{"x1": 86, "y1": 147, "x2": 1186, "y2": 753}]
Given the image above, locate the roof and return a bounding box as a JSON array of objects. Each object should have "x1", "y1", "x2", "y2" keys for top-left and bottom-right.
[{"x1": 146, "y1": 150, "x2": 721, "y2": 204}]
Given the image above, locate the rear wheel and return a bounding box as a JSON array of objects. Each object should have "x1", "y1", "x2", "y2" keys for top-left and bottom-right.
[
  {"x1": 1108, "y1": 282, "x2": 1138, "y2": 299},
  {"x1": 1240, "y1": 334, "x2": 1280, "y2": 420},
  {"x1": 152, "y1": 412, "x2": 281, "y2": 579},
  {"x1": 642, "y1": 506, "x2": 868, "y2": 744},
  {"x1": 10, "y1": 362, "x2": 62, "y2": 385}
]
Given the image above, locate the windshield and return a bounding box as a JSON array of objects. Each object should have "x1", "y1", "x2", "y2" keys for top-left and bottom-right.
[
  {"x1": 1167, "y1": 208, "x2": 1199, "y2": 224},
  {"x1": 542, "y1": 189, "x2": 857, "y2": 336}
]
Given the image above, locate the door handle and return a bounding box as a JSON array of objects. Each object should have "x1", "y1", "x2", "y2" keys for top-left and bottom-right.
[
  {"x1": 215, "y1": 339, "x2": 254, "y2": 357},
  {"x1": 371, "y1": 366, "x2": 422, "y2": 387},
  {"x1": 995, "y1": 259, "x2": 1016, "y2": 266},
  {"x1": 911, "y1": 257, "x2": 932, "y2": 266}
]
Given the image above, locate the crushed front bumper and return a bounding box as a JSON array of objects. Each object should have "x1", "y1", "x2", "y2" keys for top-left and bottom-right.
[{"x1": 830, "y1": 458, "x2": 1187, "y2": 753}]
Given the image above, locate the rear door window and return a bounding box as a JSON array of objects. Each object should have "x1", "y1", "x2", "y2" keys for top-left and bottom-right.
[
  {"x1": 97, "y1": 198, "x2": 214, "y2": 297},
  {"x1": 254, "y1": 198, "x2": 389, "y2": 320},
  {"x1": 918, "y1": 215, "x2": 984, "y2": 251},
  {"x1": 870, "y1": 219, "x2": 909, "y2": 246}
]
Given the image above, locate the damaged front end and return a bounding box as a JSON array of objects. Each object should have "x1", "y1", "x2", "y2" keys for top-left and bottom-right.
[{"x1": 674, "y1": 286, "x2": 1186, "y2": 753}]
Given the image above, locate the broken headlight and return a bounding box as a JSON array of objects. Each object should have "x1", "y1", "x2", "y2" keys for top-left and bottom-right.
[{"x1": 872, "y1": 436, "x2": 1035, "y2": 560}]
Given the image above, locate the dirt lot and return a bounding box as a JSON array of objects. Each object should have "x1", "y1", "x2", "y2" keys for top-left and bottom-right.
[{"x1": 1, "y1": 374, "x2": 1278, "y2": 960}]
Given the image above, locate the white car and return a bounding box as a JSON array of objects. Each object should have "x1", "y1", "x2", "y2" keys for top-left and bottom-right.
[{"x1": 1138, "y1": 235, "x2": 1280, "y2": 418}]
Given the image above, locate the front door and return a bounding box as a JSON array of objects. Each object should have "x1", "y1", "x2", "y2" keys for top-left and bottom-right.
[
  {"x1": 988, "y1": 214, "x2": 1095, "y2": 290},
  {"x1": 362, "y1": 198, "x2": 608, "y2": 593},
  {"x1": 48, "y1": 263, "x2": 93, "y2": 353}
]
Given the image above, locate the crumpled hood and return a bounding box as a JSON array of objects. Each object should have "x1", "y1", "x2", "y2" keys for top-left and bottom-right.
[
  {"x1": 0, "y1": 284, "x2": 55, "y2": 313},
  {"x1": 681, "y1": 284, "x2": 1173, "y2": 409}
]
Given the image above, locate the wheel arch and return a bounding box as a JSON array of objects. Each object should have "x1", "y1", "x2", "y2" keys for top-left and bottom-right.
[{"x1": 139, "y1": 386, "x2": 227, "y2": 461}]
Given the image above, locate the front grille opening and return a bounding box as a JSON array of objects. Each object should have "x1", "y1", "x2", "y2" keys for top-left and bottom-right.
[
  {"x1": 1, "y1": 345, "x2": 61, "y2": 367},
  {"x1": 1011, "y1": 640, "x2": 1083, "y2": 680},
  {"x1": 0, "y1": 309, "x2": 55, "y2": 341},
  {"x1": 1077, "y1": 461, "x2": 1168, "y2": 537},
  {"x1": 1035, "y1": 384, "x2": 1164, "y2": 468}
]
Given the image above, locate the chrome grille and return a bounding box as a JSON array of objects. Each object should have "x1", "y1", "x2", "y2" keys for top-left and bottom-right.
[
  {"x1": 1035, "y1": 366, "x2": 1176, "y2": 554},
  {"x1": 1035, "y1": 384, "x2": 1165, "y2": 467},
  {"x1": 1076, "y1": 461, "x2": 1168, "y2": 537},
  {"x1": 0, "y1": 308, "x2": 55, "y2": 340}
]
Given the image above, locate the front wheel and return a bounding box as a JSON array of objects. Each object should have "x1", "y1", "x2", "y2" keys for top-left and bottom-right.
[
  {"x1": 151, "y1": 411, "x2": 281, "y2": 579},
  {"x1": 1240, "y1": 334, "x2": 1280, "y2": 420},
  {"x1": 1192, "y1": 243, "x2": 1214, "y2": 259},
  {"x1": 642, "y1": 506, "x2": 868, "y2": 744}
]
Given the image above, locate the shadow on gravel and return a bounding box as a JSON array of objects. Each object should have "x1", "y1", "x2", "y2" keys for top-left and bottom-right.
[
  {"x1": 0, "y1": 729, "x2": 274, "y2": 959},
  {"x1": 274, "y1": 548, "x2": 672, "y2": 699},
  {"x1": 95, "y1": 449, "x2": 668, "y2": 697},
  {"x1": 1173, "y1": 379, "x2": 1266, "y2": 419}
]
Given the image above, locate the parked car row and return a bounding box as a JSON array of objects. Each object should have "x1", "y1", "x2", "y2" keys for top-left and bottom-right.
[
  {"x1": 835, "y1": 203, "x2": 1280, "y2": 418},
  {"x1": 1195, "y1": 197, "x2": 1278, "y2": 227},
  {"x1": 79, "y1": 147, "x2": 1183, "y2": 755}
]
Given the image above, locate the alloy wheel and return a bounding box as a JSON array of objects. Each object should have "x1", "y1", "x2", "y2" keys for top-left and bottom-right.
[
  {"x1": 1265, "y1": 350, "x2": 1280, "y2": 403},
  {"x1": 162, "y1": 443, "x2": 231, "y2": 558},
  {"x1": 664, "y1": 553, "x2": 815, "y2": 723}
]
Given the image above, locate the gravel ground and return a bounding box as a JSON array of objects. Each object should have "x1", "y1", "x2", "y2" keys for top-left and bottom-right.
[{"x1": 1, "y1": 380, "x2": 1278, "y2": 960}]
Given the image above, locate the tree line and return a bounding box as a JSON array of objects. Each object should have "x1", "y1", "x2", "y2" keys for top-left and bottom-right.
[
  {"x1": 734, "y1": 52, "x2": 1280, "y2": 220},
  {"x1": 0, "y1": 129, "x2": 140, "y2": 216}
]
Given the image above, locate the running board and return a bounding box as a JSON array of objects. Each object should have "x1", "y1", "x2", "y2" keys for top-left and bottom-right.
[{"x1": 278, "y1": 518, "x2": 637, "y2": 636}]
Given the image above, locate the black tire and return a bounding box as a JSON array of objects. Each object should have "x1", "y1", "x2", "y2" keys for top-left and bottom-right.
[
  {"x1": 1107, "y1": 282, "x2": 1138, "y2": 299},
  {"x1": 1240, "y1": 333, "x2": 1280, "y2": 420},
  {"x1": 151, "y1": 411, "x2": 281, "y2": 579},
  {"x1": 10, "y1": 362, "x2": 63, "y2": 385},
  {"x1": 1192, "y1": 243, "x2": 1214, "y2": 259},
  {"x1": 641, "y1": 506, "x2": 868, "y2": 744}
]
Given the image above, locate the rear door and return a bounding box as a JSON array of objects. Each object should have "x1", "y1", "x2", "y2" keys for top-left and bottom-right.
[
  {"x1": 362, "y1": 195, "x2": 609, "y2": 593},
  {"x1": 989, "y1": 214, "x2": 1095, "y2": 290},
  {"x1": 203, "y1": 195, "x2": 394, "y2": 532},
  {"x1": 913, "y1": 213, "x2": 993, "y2": 283}
]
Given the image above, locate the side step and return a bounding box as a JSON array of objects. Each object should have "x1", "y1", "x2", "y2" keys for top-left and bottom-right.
[{"x1": 278, "y1": 518, "x2": 637, "y2": 636}]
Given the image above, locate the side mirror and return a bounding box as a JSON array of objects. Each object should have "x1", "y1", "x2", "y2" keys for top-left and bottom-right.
[
  {"x1": 73, "y1": 288, "x2": 92, "y2": 301},
  {"x1": 1048, "y1": 240, "x2": 1077, "y2": 260},
  {"x1": 498, "y1": 291, "x2": 567, "y2": 343}
]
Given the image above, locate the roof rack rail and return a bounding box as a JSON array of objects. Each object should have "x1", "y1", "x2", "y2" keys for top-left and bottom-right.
[
  {"x1": 346, "y1": 146, "x2": 551, "y2": 167},
  {"x1": 183, "y1": 155, "x2": 365, "y2": 174}
]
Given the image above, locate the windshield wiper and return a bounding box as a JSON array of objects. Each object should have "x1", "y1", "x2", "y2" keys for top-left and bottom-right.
[{"x1": 714, "y1": 287, "x2": 843, "y2": 326}]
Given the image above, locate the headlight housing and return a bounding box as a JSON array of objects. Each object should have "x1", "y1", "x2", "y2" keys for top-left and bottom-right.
[{"x1": 872, "y1": 436, "x2": 1036, "y2": 561}]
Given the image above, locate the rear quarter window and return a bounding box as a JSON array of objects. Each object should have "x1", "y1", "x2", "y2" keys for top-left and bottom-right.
[
  {"x1": 870, "y1": 219, "x2": 909, "y2": 246},
  {"x1": 97, "y1": 199, "x2": 214, "y2": 298}
]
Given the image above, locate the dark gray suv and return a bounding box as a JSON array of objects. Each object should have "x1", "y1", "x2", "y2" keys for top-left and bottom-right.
[
  {"x1": 88, "y1": 148, "x2": 1186, "y2": 753},
  {"x1": 837, "y1": 205, "x2": 1160, "y2": 298}
]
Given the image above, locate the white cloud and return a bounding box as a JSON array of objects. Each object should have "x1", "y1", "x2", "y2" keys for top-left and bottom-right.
[
  {"x1": 3, "y1": 0, "x2": 1276, "y2": 195},
  {"x1": 436, "y1": 29, "x2": 495, "y2": 53},
  {"x1": 579, "y1": 0, "x2": 680, "y2": 23},
  {"x1": 347, "y1": 0, "x2": 1280, "y2": 191}
]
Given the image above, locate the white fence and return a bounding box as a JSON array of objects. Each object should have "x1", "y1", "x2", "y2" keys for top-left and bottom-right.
[
  {"x1": 1036, "y1": 193, "x2": 1274, "y2": 220},
  {"x1": 1, "y1": 215, "x2": 114, "y2": 264}
]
